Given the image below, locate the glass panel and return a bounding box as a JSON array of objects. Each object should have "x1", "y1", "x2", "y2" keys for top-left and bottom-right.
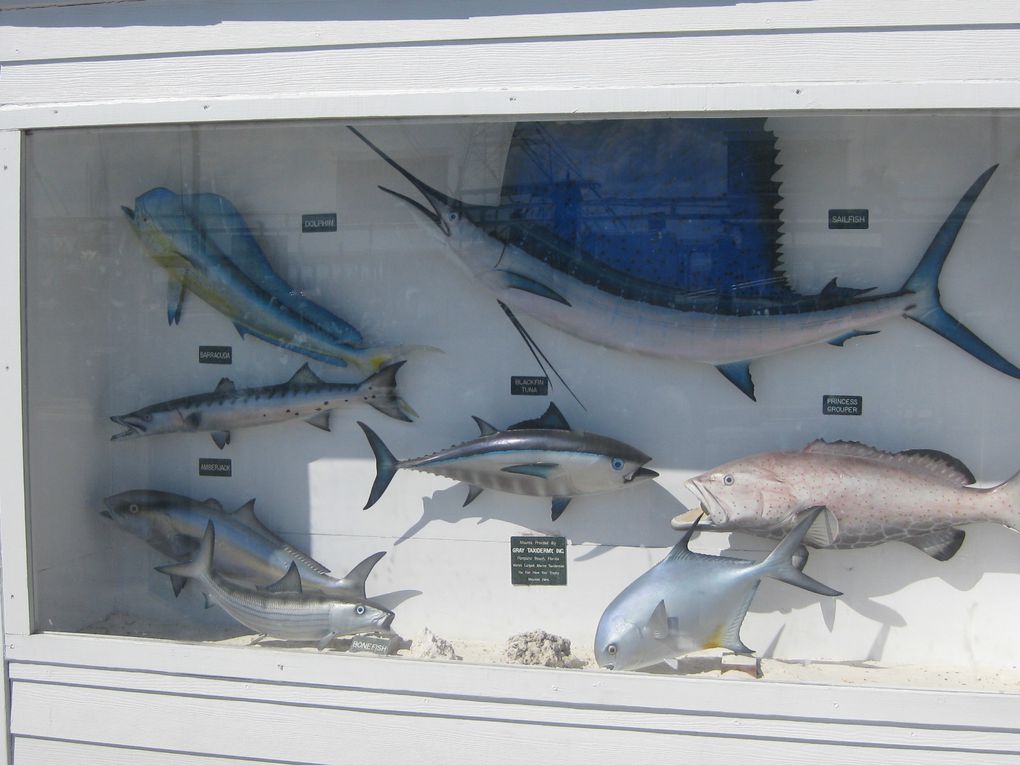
[{"x1": 23, "y1": 115, "x2": 1020, "y2": 688}]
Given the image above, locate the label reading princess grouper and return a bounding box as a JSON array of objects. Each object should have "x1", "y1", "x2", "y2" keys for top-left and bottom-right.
[
  {"x1": 302, "y1": 213, "x2": 338, "y2": 233},
  {"x1": 510, "y1": 376, "x2": 549, "y2": 396},
  {"x1": 823, "y1": 395, "x2": 863, "y2": 416},
  {"x1": 198, "y1": 345, "x2": 232, "y2": 364},
  {"x1": 828, "y1": 209, "x2": 869, "y2": 229},
  {"x1": 199, "y1": 458, "x2": 233, "y2": 477},
  {"x1": 510, "y1": 536, "x2": 567, "y2": 586}
]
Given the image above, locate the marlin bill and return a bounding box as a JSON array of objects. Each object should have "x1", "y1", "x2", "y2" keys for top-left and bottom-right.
[
  {"x1": 358, "y1": 402, "x2": 657, "y2": 520},
  {"x1": 111, "y1": 361, "x2": 414, "y2": 450},
  {"x1": 348, "y1": 123, "x2": 1020, "y2": 400},
  {"x1": 159, "y1": 522, "x2": 394, "y2": 651},
  {"x1": 677, "y1": 440, "x2": 1020, "y2": 560},
  {"x1": 102, "y1": 489, "x2": 386, "y2": 598},
  {"x1": 595, "y1": 508, "x2": 840, "y2": 672}
]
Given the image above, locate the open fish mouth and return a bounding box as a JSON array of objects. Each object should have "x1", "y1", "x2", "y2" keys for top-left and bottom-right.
[
  {"x1": 110, "y1": 415, "x2": 144, "y2": 440},
  {"x1": 626, "y1": 467, "x2": 659, "y2": 482}
]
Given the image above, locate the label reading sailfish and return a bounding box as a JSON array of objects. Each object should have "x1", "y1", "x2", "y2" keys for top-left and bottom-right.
[
  {"x1": 111, "y1": 361, "x2": 414, "y2": 450},
  {"x1": 122, "y1": 187, "x2": 418, "y2": 372},
  {"x1": 349, "y1": 122, "x2": 1020, "y2": 400},
  {"x1": 358, "y1": 402, "x2": 657, "y2": 520}
]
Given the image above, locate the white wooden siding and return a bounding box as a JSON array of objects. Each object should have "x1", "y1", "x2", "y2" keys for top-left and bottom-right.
[{"x1": 4, "y1": 1, "x2": 1020, "y2": 763}]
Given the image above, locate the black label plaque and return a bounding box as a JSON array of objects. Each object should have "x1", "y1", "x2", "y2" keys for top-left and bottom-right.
[
  {"x1": 510, "y1": 376, "x2": 549, "y2": 396},
  {"x1": 349, "y1": 635, "x2": 397, "y2": 655},
  {"x1": 302, "y1": 213, "x2": 338, "y2": 233},
  {"x1": 511, "y1": 536, "x2": 567, "y2": 586},
  {"x1": 198, "y1": 345, "x2": 232, "y2": 365},
  {"x1": 828, "y1": 209, "x2": 869, "y2": 229},
  {"x1": 199, "y1": 458, "x2": 233, "y2": 477},
  {"x1": 823, "y1": 395, "x2": 863, "y2": 416}
]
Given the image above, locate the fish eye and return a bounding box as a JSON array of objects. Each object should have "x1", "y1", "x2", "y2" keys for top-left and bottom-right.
[
  {"x1": 448, "y1": 211, "x2": 459, "y2": 221},
  {"x1": 723, "y1": 474, "x2": 735, "y2": 486},
  {"x1": 128, "y1": 504, "x2": 140, "y2": 514},
  {"x1": 611, "y1": 457, "x2": 624, "y2": 471},
  {"x1": 606, "y1": 644, "x2": 617, "y2": 656},
  {"x1": 355, "y1": 605, "x2": 366, "y2": 616},
  {"x1": 143, "y1": 414, "x2": 153, "y2": 422}
]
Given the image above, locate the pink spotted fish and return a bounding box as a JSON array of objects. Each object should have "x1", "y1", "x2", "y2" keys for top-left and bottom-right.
[{"x1": 675, "y1": 440, "x2": 1020, "y2": 561}]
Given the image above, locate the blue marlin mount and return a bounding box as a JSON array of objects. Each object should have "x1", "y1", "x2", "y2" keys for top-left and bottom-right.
[{"x1": 348, "y1": 122, "x2": 1020, "y2": 400}]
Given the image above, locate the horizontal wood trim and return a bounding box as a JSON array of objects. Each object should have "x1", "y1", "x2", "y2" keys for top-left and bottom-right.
[{"x1": 3, "y1": 1, "x2": 1020, "y2": 64}]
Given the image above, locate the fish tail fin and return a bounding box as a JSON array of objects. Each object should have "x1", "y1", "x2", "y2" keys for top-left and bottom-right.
[
  {"x1": 156, "y1": 521, "x2": 215, "y2": 582},
  {"x1": 334, "y1": 551, "x2": 386, "y2": 599},
  {"x1": 359, "y1": 361, "x2": 417, "y2": 422},
  {"x1": 357, "y1": 422, "x2": 399, "y2": 509},
  {"x1": 758, "y1": 508, "x2": 842, "y2": 597},
  {"x1": 902, "y1": 165, "x2": 1020, "y2": 380},
  {"x1": 347, "y1": 344, "x2": 441, "y2": 374}
]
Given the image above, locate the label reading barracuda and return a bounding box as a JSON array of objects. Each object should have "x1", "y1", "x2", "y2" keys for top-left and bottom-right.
[
  {"x1": 828, "y1": 209, "x2": 869, "y2": 229},
  {"x1": 510, "y1": 376, "x2": 549, "y2": 396},
  {"x1": 301, "y1": 213, "x2": 338, "y2": 233},
  {"x1": 198, "y1": 345, "x2": 232, "y2": 364},
  {"x1": 199, "y1": 458, "x2": 232, "y2": 477},
  {"x1": 510, "y1": 536, "x2": 567, "y2": 586},
  {"x1": 823, "y1": 395, "x2": 863, "y2": 416},
  {"x1": 349, "y1": 634, "x2": 397, "y2": 655}
]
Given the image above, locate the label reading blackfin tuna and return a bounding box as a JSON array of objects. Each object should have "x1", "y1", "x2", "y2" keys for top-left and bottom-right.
[
  {"x1": 823, "y1": 395, "x2": 863, "y2": 416},
  {"x1": 198, "y1": 345, "x2": 232, "y2": 364},
  {"x1": 302, "y1": 213, "x2": 338, "y2": 233},
  {"x1": 510, "y1": 536, "x2": 567, "y2": 585},
  {"x1": 199, "y1": 458, "x2": 232, "y2": 477},
  {"x1": 510, "y1": 376, "x2": 549, "y2": 396},
  {"x1": 828, "y1": 209, "x2": 869, "y2": 229}
]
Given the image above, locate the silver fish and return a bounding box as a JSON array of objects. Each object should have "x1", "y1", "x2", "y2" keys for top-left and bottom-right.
[
  {"x1": 594, "y1": 508, "x2": 840, "y2": 672},
  {"x1": 158, "y1": 522, "x2": 394, "y2": 650},
  {"x1": 102, "y1": 489, "x2": 384, "y2": 598},
  {"x1": 359, "y1": 402, "x2": 657, "y2": 520},
  {"x1": 111, "y1": 361, "x2": 414, "y2": 450},
  {"x1": 349, "y1": 127, "x2": 1020, "y2": 400},
  {"x1": 677, "y1": 440, "x2": 1020, "y2": 561}
]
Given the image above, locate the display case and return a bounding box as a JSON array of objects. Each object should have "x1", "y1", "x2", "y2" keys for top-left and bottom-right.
[{"x1": 5, "y1": 3, "x2": 1020, "y2": 764}]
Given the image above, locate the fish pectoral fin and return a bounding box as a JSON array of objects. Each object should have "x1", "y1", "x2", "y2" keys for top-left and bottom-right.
[
  {"x1": 305, "y1": 411, "x2": 332, "y2": 432},
  {"x1": 288, "y1": 363, "x2": 323, "y2": 386},
  {"x1": 502, "y1": 463, "x2": 559, "y2": 479},
  {"x1": 463, "y1": 485, "x2": 484, "y2": 507},
  {"x1": 489, "y1": 269, "x2": 571, "y2": 306},
  {"x1": 166, "y1": 279, "x2": 187, "y2": 326},
  {"x1": 259, "y1": 562, "x2": 303, "y2": 594},
  {"x1": 824, "y1": 332, "x2": 881, "y2": 350},
  {"x1": 183, "y1": 412, "x2": 202, "y2": 430},
  {"x1": 715, "y1": 361, "x2": 756, "y2": 401},
  {"x1": 471, "y1": 416, "x2": 499, "y2": 437},
  {"x1": 643, "y1": 600, "x2": 670, "y2": 640},
  {"x1": 799, "y1": 506, "x2": 839, "y2": 548},
  {"x1": 904, "y1": 527, "x2": 966, "y2": 561},
  {"x1": 202, "y1": 592, "x2": 215, "y2": 609},
  {"x1": 210, "y1": 431, "x2": 231, "y2": 450},
  {"x1": 550, "y1": 496, "x2": 571, "y2": 521},
  {"x1": 233, "y1": 323, "x2": 249, "y2": 339},
  {"x1": 317, "y1": 632, "x2": 338, "y2": 651},
  {"x1": 214, "y1": 377, "x2": 237, "y2": 395}
]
